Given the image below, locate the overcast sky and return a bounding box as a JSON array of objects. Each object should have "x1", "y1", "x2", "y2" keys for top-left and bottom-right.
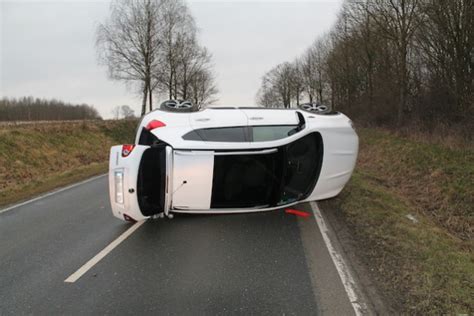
[{"x1": 1, "y1": 0, "x2": 342, "y2": 118}]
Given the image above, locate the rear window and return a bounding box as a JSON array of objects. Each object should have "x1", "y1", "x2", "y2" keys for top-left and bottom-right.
[
  {"x1": 251, "y1": 125, "x2": 298, "y2": 142},
  {"x1": 182, "y1": 127, "x2": 247, "y2": 142}
]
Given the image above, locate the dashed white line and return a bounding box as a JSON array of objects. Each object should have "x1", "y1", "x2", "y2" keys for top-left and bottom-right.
[
  {"x1": 0, "y1": 174, "x2": 107, "y2": 214},
  {"x1": 65, "y1": 220, "x2": 146, "y2": 283},
  {"x1": 310, "y1": 201, "x2": 366, "y2": 316}
]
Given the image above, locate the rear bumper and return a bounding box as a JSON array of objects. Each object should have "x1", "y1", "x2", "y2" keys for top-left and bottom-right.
[{"x1": 108, "y1": 146, "x2": 149, "y2": 222}]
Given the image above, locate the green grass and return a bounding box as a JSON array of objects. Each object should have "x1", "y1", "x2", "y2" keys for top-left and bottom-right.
[
  {"x1": 322, "y1": 128, "x2": 474, "y2": 314},
  {"x1": 0, "y1": 120, "x2": 137, "y2": 208},
  {"x1": 356, "y1": 128, "x2": 473, "y2": 240}
]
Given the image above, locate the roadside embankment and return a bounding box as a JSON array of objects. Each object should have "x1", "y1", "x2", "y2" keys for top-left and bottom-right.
[
  {"x1": 321, "y1": 128, "x2": 473, "y2": 314},
  {"x1": 0, "y1": 120, "x2": 137, "y2": 208}
]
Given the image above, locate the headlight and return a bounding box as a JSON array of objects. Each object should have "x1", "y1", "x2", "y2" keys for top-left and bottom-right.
[{"x1": 114, "y1": 170, "x2": 124, "y2": 204}]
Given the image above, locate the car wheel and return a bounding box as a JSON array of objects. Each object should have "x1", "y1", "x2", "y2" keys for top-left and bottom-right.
[
  {"x1": 298, "y1": 102, "x2": 331, "y2": 114},
  {"x1": 160, "y1": 100, "x2": 199, "y2": 113}
]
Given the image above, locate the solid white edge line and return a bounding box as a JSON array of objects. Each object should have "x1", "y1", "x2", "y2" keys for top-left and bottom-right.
[
  {"x1": 64, "y1": 220, "x2": 146, "y2": 283},
  {"x1": 0, "y1": 174, "x2": 107, "y2": 214},
  {"x1": 310, "y1": 201, "x2": 366, "y2": 316}
]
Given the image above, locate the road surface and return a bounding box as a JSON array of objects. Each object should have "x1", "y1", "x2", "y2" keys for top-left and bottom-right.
[{"x1": 0, "y1": 175, "x2": 365, "y2": 315}]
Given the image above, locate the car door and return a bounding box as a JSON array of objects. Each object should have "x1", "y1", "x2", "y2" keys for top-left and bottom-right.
[{"x1": 109, "y1": 144, "x2": 172, "y2": 221}]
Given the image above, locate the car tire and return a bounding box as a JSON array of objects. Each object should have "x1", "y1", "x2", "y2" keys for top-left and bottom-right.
[
  {"x1": 160, "y1": 100, "x2": 200, "y2": 113},
  {"x1": 298, "y1": 102, "x2": 331, "y2": 114}
]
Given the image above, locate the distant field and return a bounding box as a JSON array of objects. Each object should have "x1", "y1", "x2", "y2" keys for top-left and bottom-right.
[
  {"x1": 321, "y1": 128, "x2": 473, "y2": 314},
  {"x1": 0, "y1": 120, "x2": 137, "y2": 208}
]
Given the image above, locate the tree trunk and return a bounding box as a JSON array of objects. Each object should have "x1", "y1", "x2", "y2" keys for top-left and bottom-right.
[
  {"x1": 141, "y1": 82, "x2": 148, "y2": 116},
  {"x1": 368, "y1": 65, "x2": 373, "y2": 113},
  {"x1": 148, "y1": 84, "x2": 153, "y2": 111},
  {"x1": 182, "y1": 66, "x2": 188, "y2": 100},
  {"x1": 168, "y1": 73, "x2": 173, "y2": 100},
  {"x1": 398, "y1": 41, "x2": 408, "y2": 125}
]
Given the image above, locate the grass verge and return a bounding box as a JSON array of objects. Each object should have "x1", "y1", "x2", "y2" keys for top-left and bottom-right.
[
  {"x1": 0, "y1": 120, "x2": 137, "y2": 208},
  {"x1": 321, "y1": 128, "x2": 473, "y2": 314}
]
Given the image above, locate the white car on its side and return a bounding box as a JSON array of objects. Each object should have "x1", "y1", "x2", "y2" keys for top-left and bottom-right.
[{"x1": 109, "y1": 100, "x2": 358, "y2": 222}]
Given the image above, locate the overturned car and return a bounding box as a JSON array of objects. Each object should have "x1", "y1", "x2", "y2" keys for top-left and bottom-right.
[{"x1": 109, "y1": 100, "x2": 358, "y2": 222}]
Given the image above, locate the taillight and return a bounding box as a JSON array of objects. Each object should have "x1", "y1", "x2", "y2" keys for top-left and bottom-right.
[
  {"x1": 146, "y1": 120, "x2": 166, "y2": 130},
  {"x1": 114, "y1": 170, "x2": 124, "y2": 204},
  {"x1": 121, "y1": 144, "x2": 135, "y2": 157}
]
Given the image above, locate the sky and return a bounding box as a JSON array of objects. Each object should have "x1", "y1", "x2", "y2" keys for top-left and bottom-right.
[{"x1": 1, "y1": 0, "x2": 343, "y2": 118}]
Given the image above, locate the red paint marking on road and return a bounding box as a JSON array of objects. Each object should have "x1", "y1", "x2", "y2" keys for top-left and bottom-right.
[{"x1": 285, "y1": 209, "x2": 311, "y2": 218}]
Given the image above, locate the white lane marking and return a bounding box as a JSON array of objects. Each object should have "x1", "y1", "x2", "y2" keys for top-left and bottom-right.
[
  {"x1": 0, "y1": 174, "x2": 107, "y2": 214},
  {"x1": 310, "y1": 201, "x2": 366, "y2": 316},
  {"x1": 65, "y1": 220, "x2": 146, "y2": 283}
]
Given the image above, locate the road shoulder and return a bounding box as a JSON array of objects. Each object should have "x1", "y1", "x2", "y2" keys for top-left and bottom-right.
[
  {"x1": 297, "y1": 202, "x2": 392, "y2": 315},
  {"x1": 316, "y1": 200, "x2": 396, "y2": 314}
]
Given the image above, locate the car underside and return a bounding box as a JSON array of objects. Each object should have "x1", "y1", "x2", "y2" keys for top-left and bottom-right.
[{"x1": 136, "y1": 132, "x2": 323, "y2": 215}]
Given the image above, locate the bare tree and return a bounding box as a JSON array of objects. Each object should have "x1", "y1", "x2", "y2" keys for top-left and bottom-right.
[
  {"x1": 258, "y1": 0, "x2": 472, "y2": 135},
  {"x1": 366, "y1": 0, "x2": 423, "y2": 124},
  {"x1": 291, "y1": 59, "x2": 304, "y2": 106},
  {"x1": 256, "y1": 86, "x2": 280, "y2": 108},
  {"x1": 418, "y1": 0, "x2": 474, "y2": 120},
  {"x1": 263, "y1": 62, "x2": 296, "y2": 108},
  {"x1": 188, "y1": 67, "x2": 219, "y2": 107},
  {"x1": 97, "y1": 0, "x2": 162, "y2": 116},
  {"x1": 154, "y1": 0, "x2": 194, "y2": 100},
  {"x1": 302, "y1": 38, "x2": 330, "y2": 104},
  {"x1": 111, "y1": 106, "x2": 120, "y2": 119},
  {"x1": 120, "y1": 105, "x2": 135, "y2": 119},
  {"x1": 97, "y1": 0, "x2": 218, "y2": 113},
  {"x1": 151, "y1": 0, "x2": 218, "y2": 106}
]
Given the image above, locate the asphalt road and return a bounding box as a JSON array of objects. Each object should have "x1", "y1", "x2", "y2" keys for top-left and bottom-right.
[{"x1": 0, "y1": 175, "x2": 360, "y2": 315}]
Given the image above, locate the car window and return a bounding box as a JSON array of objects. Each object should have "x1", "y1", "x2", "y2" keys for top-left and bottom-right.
[
  {"x1": 182, "y1": 127, "x2": 248, "y2": 142},
  {"x1": 251, "y1": 125, "x2": 298, "y2": 142}
]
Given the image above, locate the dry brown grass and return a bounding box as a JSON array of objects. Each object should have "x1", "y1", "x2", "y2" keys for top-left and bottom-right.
[{"x1": 0, "y1": 120, "x2": 137, "y2": 207}]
